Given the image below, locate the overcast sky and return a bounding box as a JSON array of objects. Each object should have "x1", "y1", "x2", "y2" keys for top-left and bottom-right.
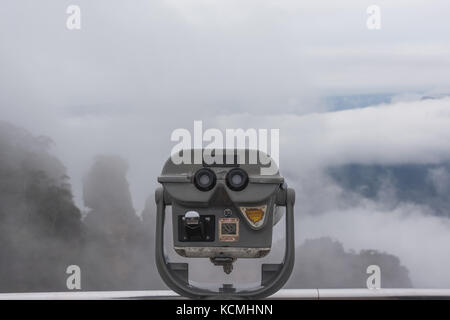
[
  {"x1": 2, "y1": 1, "x2": 450, "y2": 287},
  {"x1": 1, "y1": 0, "x2": 449, "y2": 208}
]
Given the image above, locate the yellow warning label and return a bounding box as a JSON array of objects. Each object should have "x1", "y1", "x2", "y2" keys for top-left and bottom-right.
[{"x1": 240, "y1": 205, "x2": 267, "y2": 228}]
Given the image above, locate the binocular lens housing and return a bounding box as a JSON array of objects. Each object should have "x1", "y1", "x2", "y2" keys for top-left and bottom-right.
[
  {"x1": 194, "y1": 168, "x2": 216, "y2": 191},
  {"x1": 226, "y1": 168, "x2": 249, "y2": 191},
  {"x1": 194, "y1": 167, "x2": 249, "y2": 192}
]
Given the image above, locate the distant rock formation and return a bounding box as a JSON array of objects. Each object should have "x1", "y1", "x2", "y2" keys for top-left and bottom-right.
[
  {"x1": 83, "y1": 155, "x2": 141, "y2": 239},
  {"x1": 0, "y1": 121, "x2": 83, "y2": 292},
  {"x1": 81, "y1": 155, "x2": 163, "y2": 290}
]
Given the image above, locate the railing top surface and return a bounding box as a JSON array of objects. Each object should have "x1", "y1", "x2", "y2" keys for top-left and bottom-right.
[{"x1": 1, "y1": 289, "x2": 450, "y2": 300}]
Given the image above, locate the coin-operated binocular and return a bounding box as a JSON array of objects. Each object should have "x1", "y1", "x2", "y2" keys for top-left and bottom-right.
[{"x1": 155, "y1": 149, "x2": 295, "y2": 299}]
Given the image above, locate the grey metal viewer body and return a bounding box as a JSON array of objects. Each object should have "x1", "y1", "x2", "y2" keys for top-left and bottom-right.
[{"x1": 154, "y1": 149, "x2": 295, "y2": 299}]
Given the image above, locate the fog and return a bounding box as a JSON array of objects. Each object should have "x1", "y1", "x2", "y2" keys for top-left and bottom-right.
[{"x1": 1, "y1": 1, "x2": 450, "y2": 291}]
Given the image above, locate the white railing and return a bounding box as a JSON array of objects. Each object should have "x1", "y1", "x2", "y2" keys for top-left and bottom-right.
[{"x1": 1, "y1": 289, "x2": 450, "y2": 300}]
